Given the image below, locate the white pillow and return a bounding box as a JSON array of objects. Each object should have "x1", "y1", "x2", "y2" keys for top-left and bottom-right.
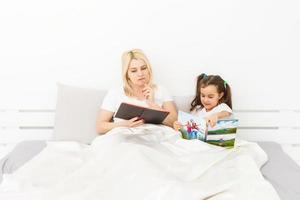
[
  {"x1": 53, "y1": 83, "x2": 106, "y2": 144},
  {"x1": 173, "y1": 95, "x2": 194, "y2": 113}
]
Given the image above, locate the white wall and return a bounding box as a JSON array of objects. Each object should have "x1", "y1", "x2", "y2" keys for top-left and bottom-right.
[{"x1": 0, "y1": 0, "x2": 299, "y2": 110}]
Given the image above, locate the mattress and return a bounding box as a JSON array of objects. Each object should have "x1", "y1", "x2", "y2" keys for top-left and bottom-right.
[{"x1": 258, "y1": 142, "x2": 300, "y2": 200}]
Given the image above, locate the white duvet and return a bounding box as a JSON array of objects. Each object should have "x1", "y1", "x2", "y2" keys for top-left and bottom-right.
[{"x1": 0, "y1": 124, "x2": 280, "y2": 200}]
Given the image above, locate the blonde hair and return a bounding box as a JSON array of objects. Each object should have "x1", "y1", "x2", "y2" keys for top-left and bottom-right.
[{"x1": 122, "y1": 49, "x2": 155, "y2": 96}]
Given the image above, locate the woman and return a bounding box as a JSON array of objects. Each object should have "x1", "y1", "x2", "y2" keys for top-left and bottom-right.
[{"x1": 97, "y1": 49, "x2": 177, "y2": 134}]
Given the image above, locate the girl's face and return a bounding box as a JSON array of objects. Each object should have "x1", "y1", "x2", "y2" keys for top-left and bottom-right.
[
  {"x1": 127, "y1": 58, "x2": 150, "y2": 87},
  {"x1": 200, "y1": 85, "x2": 223, "y2": 111}
]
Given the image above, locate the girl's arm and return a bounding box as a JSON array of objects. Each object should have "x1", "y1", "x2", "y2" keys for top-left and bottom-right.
[
  {"x1": 205, "y1": 111, "x2": 232, "y2": 127},
  {"x1": 96, "y1": 109, "x2": 144, "y2": 134},
  {"x1": 216, "y1": 111, "x2": 231, "y2": 119}
]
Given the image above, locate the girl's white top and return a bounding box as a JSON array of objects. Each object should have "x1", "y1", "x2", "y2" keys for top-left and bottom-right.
[{"x1": 191, "y1": 103, "x2": 232, "y2": 118}]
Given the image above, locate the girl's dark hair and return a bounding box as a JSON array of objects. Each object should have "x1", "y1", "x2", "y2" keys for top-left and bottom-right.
[{"x1": 190, "y1": 73, "x2": 232, "y2": 112}]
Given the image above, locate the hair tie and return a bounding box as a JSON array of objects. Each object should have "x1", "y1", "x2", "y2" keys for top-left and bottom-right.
[{"x1": 224, "y1": 81, "x2": 227, "y2": 89}]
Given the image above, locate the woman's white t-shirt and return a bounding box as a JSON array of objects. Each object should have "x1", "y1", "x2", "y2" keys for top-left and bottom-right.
[
  {"x1": 191, "y1": 103, "x2": 233, "y2": 118},
  {"x1": 101, "y1": 85, "x2": 173, "y2": 120}
]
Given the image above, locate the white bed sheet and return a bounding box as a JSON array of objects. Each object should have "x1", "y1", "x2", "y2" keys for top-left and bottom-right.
[
  {"x1": 3, "y1": 132, "x2": 300, "y2": 200},
  {"x1": 0, "y1": 149, "x2": 37, "y2": 200},
  {"x1": 0, "y1": 126, "x2": 280, "y2": 200},
  {"x1": 0, "y1": 190, "x2": 38, "y2": 200},
  {"x1": 3, "y1": 143, "x2": 299, "y2": 165},
  {"x1": 0, "y1": 141, "x2": 88, "y2": 200},
  {"x1": 1, "y1": 142, "x2": 299, "y2": 200}
]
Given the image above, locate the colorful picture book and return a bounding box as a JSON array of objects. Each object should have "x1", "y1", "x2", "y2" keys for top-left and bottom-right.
[
  {"x1": 115, "y1": 102, "x2": 170, "y2": 124},
  {"x1": 178, "y1": 111, "x2": 238, "y2": 148}
]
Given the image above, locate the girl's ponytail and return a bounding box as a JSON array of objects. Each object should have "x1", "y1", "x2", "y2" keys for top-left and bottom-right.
[{"x1": 222, "y1": 82, "x2": 232, "y2": 109}]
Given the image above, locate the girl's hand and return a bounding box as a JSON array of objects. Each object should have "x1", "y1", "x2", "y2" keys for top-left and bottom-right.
[
  {"x1": 173, "y1": 121, "x2": 183, "y2": 131},
  {"x1": 118, "y1": 117, "x2": 144, "y2": 128},
  {"x1": 205, "y1": 114, "x2": 218, "y2": 127}
]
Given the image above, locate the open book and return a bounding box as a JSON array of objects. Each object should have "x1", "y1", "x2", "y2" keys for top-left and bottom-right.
[
  {"x1": 178, "y1": 111, "x2": 238, "y2": 148},
  {"x1": 115, "y1": 102, "x2": 170, "y2": 124}
]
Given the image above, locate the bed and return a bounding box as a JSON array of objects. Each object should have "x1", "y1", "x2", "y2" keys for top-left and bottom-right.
[{"x1": 0, "y1": 83, "x2": 300, "y2": 199}]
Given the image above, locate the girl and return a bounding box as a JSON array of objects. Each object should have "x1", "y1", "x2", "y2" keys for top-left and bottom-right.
[{"x1": 174, "y1": 73, "x2": 233, "y2": 130}]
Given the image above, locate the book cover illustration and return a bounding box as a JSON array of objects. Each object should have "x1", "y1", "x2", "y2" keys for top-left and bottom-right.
[{"x1": 178, "y1": 111, "x2": 238, "y2": 147}]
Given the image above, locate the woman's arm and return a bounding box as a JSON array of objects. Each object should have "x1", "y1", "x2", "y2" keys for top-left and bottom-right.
[
  {"x1": 161, "y1": 101, "x2": 178, "y2": 127},
  {"x1": 96, "y1": 109, "x2": 144, "y2": 134}
]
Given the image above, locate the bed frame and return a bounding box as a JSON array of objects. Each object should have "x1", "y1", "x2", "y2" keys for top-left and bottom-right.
[{"x1": 1, "y1": 108, "x2": 300, "y2": 144}]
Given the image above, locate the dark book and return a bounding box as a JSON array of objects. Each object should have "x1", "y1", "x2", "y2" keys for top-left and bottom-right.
[{"x1": 115, "y1": 102, "x2": 170, "y2": 124}]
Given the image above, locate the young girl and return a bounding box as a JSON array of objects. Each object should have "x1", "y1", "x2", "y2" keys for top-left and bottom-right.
[{"x1": 174, "y1": 73, "x2": 233, "y2": 130}]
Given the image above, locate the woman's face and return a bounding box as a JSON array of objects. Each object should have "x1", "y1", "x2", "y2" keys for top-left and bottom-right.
[
  {"x1": 127, "y1": 58, "x2": 150, "y2": 87},
  {"x1": 200, "y1": 85, "x2": 223, "y2": 111}
]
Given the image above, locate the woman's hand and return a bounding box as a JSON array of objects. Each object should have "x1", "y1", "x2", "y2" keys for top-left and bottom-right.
[
  {"x1": 118, "y1": 117, "x2": 144, "y2": 128},
  {"x1": 142, "y1": 85, "x2": 162, "y2": 110},
  {"x1": 142, "y1": 85, "x2": 154, "y2": 102},
  {"x1": 173, "y1": 121, "x2": 183, "y2": 131},
  {"x1": 205, "y1": 114, "x2": 218, "y2": 127}
]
